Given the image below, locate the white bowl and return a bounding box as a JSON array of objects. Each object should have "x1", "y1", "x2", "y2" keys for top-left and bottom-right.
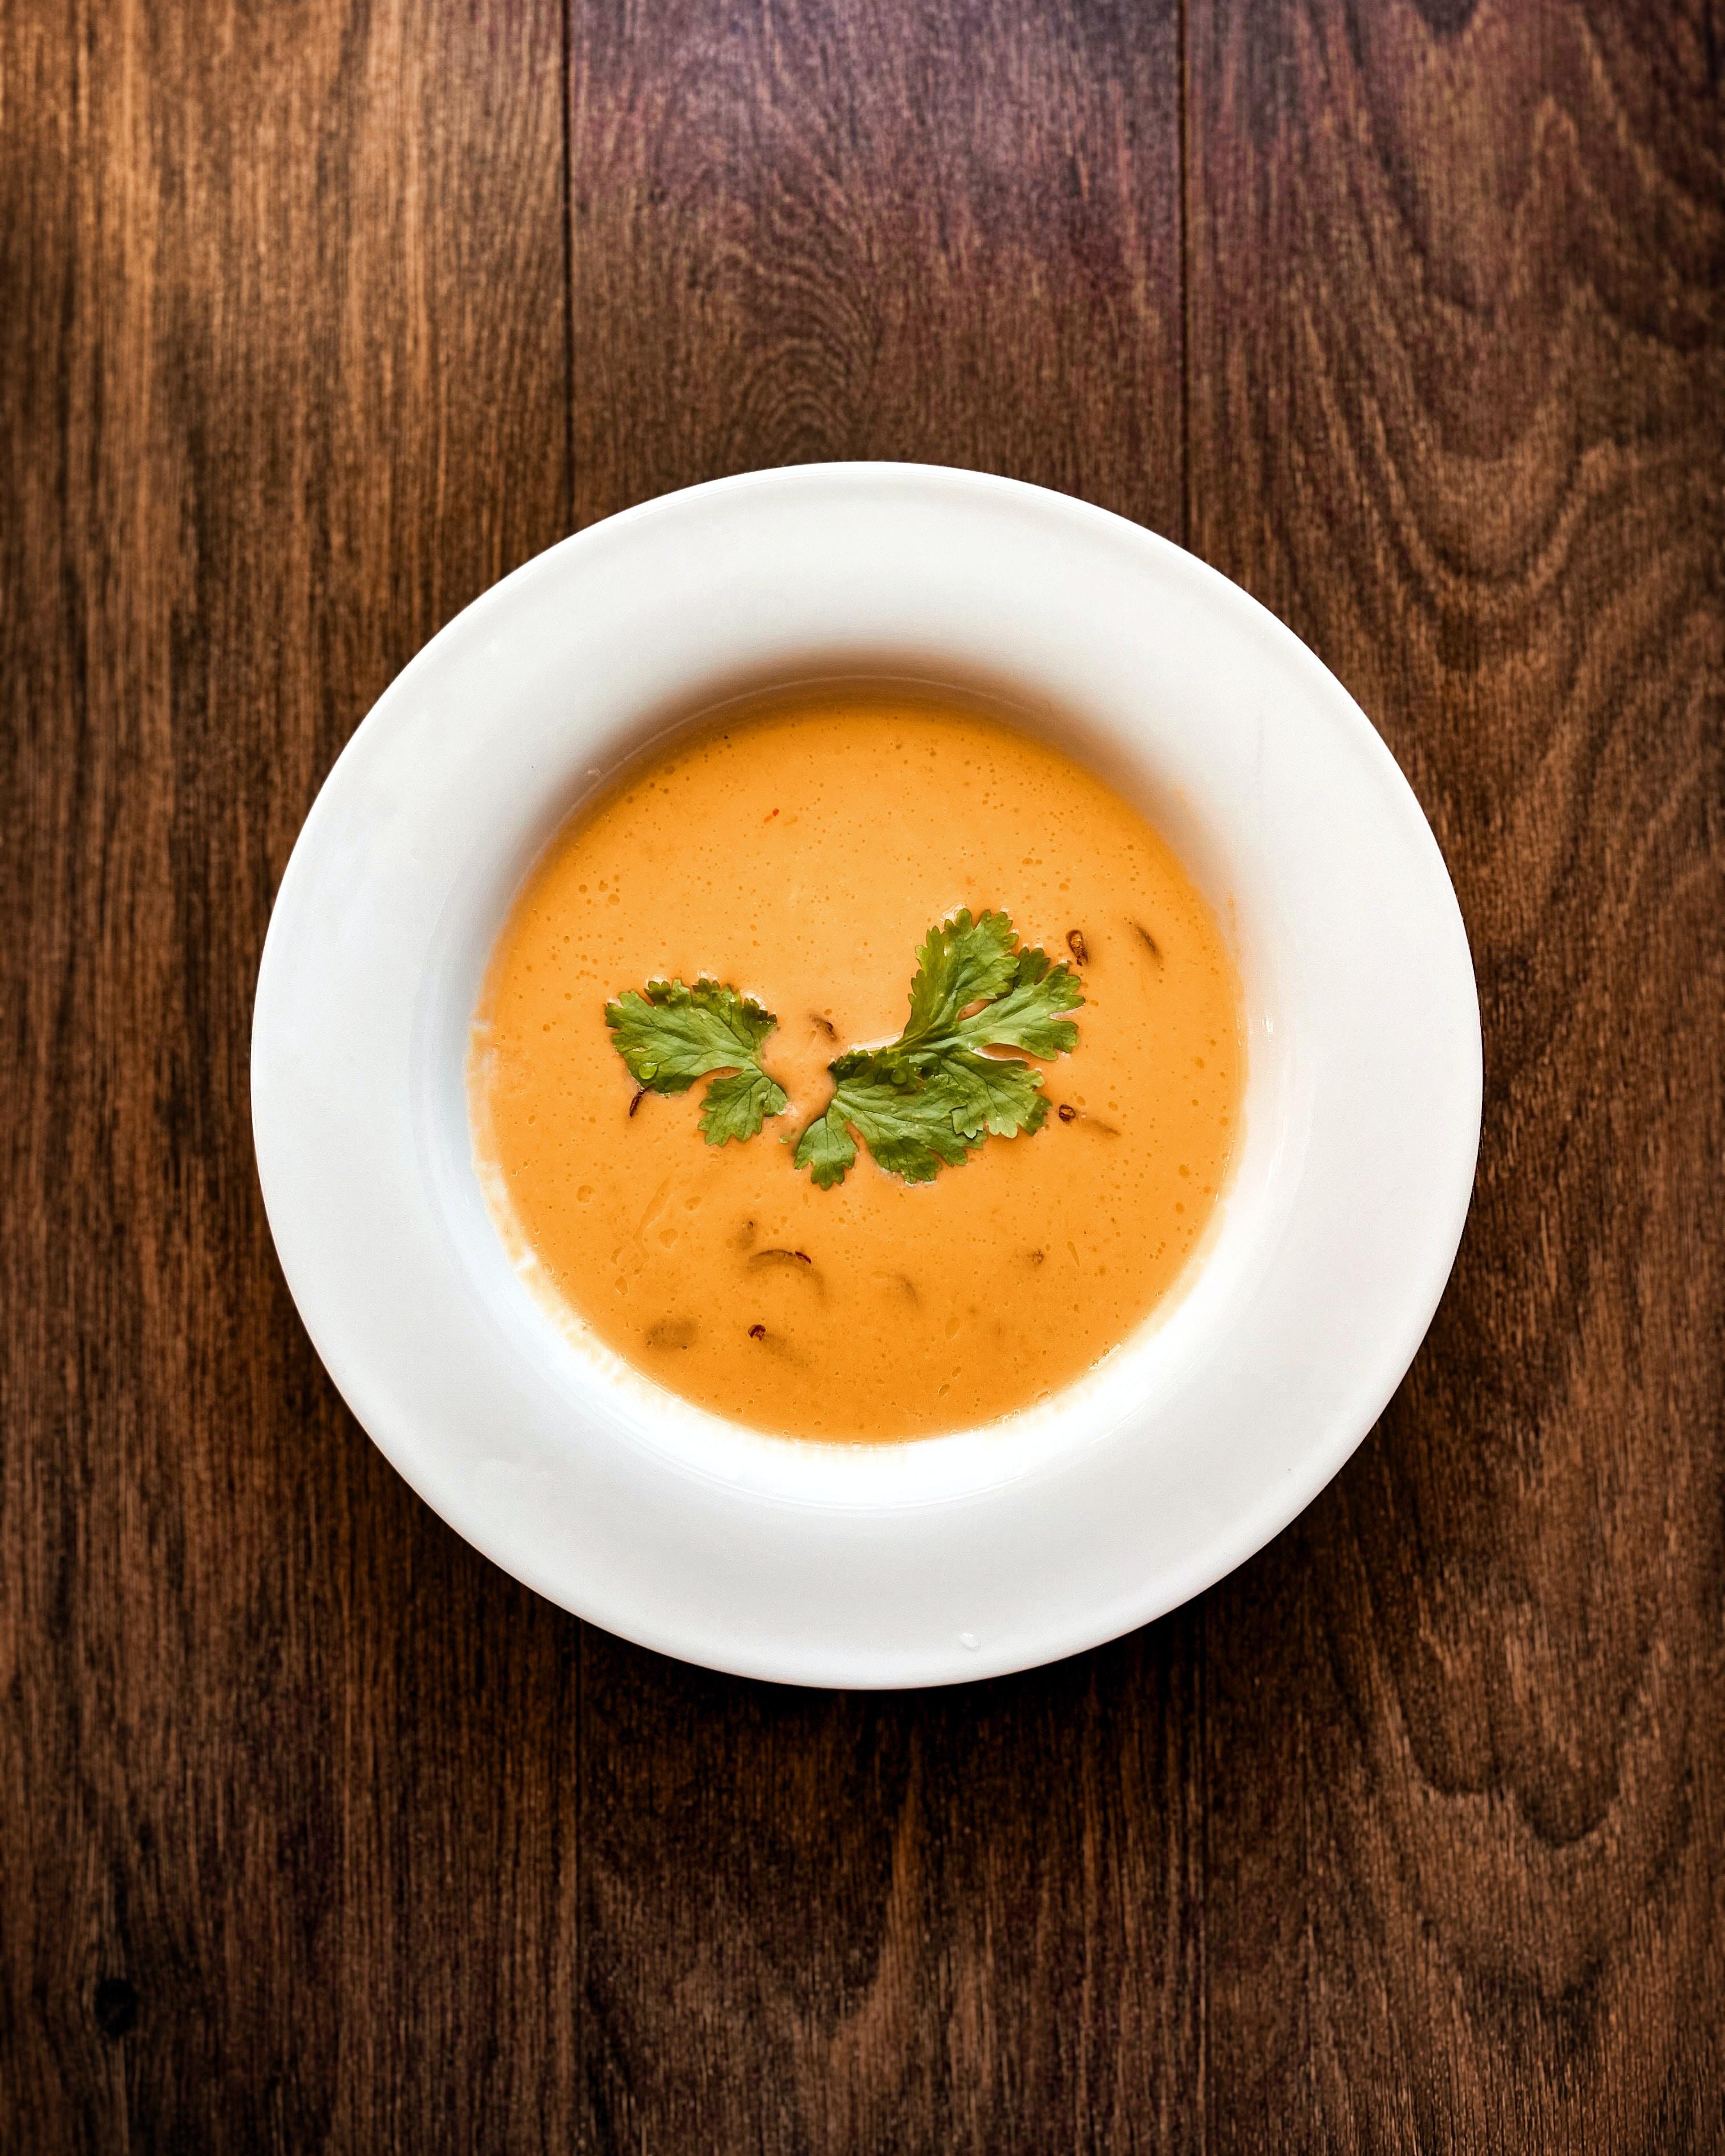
[{"x1": 252, "y1": 463, "x2": 1481, "y2": 1688}]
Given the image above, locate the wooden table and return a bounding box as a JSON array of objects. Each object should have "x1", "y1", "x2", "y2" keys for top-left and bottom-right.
[{"x1": 5, "y1": 3, "x2": 1720, "y2": 2148}]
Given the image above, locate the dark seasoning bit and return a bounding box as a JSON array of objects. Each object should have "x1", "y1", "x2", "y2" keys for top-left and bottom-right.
[
  {"x1": 628, "y1": 1085, "x2": 648, "y2": 1117},
  {"x1": 1066, "y1": 928, "x2": 1088, "y2": 966},
  {"x1": 748, "y1": 1323, "x2": 766, "y2": 1340},
  {"x1": 746, "y1": 1247, "x2": 825, "y2": 1299},
  {"x1": 645, "y1": 1318, "x2": 697, "y2": 1351},
  {"x1": 1131, "y1": 920, "x2": 1162, "y2": 962},
  {"x1": 1055, "y1": 1100, "x2": 1120, "y2": 1136}
]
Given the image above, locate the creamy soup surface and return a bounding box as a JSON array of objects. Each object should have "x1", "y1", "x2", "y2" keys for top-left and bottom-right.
[{"x1": 469, "y1": 686, "x2": 1242, "y2": 1441}]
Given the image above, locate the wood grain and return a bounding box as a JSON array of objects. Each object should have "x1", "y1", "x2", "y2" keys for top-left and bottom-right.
[
  {"x1": 1, "y1": 0, "x2": 574, "y2": 2147},
  {"x1": 566, "y1": 7, "x2": 1198, "y2": 2150},
  {"x1": 2, "y1": 0, "x2": 1720, "y2": 2147},
  {"x1": 568, "y1": 0, "x2": 1185, "y2": 530},
  {"x1": 582, "y1": 1634, "x2": 1201, "y2": 2154},
  {"x1": 1188, "y1": 0, "x2": 1725, "y2": 2148}
]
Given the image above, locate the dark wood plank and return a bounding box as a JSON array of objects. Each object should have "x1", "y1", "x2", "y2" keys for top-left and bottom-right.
[
  {"x1": 0, "y1": 2, "x2": 571, "y2": 2147},
  {"x1": 1188, "y1": 1, "x2": 1725, "y2": 2147},
  {"x1": 568, "y1": 0, "x2": 1184, "y2": 531},
  {"x1": 566, "y1": 5, "x2": 1197, "y2": 2150},
  {"x1": 584, "y1": 1635, "x2": 1201, "y2": 2154}
]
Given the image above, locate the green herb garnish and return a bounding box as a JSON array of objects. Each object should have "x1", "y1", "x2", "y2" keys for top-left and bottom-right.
[
  {"x1": 605, "y1": 911, "x2": 1082, "y2": 1183},
  {"x1": 793, "y1": 910, "x2": 1082, "y2": 1188},
  {"x1": 604, "y1": 978, "x2": 789, "y2": 1145}
]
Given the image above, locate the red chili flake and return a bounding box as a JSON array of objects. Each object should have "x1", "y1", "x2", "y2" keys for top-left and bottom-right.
[
  {"x1": 1057, "y1": 1103, "x2": 1078, "y2": 1123},
  {"x1": 765, "y1": 807, "x2": 779, "y2": 821}
]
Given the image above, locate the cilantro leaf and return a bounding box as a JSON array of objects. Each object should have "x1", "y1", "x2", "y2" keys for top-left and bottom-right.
[
  {"x1": 956, "y1": 943, "x2": 1084, "y2": 1059},
  {"x1": 902, "y1": 910, "x2": 1021, "y2": 1039},
  {"x1": 793, "y1": 910, "x2": 1082, "y2": 1187},
  {"x1": 605, "y1": 978, "x2": 788, "y2": 1145}
]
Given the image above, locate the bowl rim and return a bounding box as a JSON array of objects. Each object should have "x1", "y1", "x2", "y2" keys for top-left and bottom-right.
[{"x1": 252, "y1": 460, "x2": 1483, "y2": 1687}]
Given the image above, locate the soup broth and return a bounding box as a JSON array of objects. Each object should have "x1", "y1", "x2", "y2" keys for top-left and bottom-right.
[{"x1": 471, "y1": 686, "x2": 1242, "y2": 1441}]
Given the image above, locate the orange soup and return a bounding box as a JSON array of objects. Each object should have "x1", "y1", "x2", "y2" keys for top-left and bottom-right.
[{"x1": 469, "y1": 686, "x2": 1242, "y2": 1441}]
